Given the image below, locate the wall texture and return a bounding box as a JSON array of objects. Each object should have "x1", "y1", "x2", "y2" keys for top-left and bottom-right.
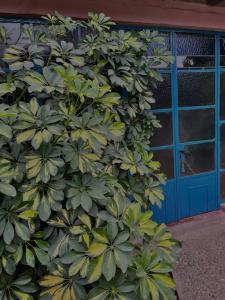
[{"x1": 1, "y1": 0, "x2": 225, "y2": 31}]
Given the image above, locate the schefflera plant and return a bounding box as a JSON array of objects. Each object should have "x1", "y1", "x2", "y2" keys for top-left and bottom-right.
[{"x1": 0, "y1": 13, "x2": 180, "y2": 300}]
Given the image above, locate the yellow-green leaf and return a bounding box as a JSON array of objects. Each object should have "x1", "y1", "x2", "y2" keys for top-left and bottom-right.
[
  {"x1": 17, "y1": 129, "x2": 36, "y2": 143},
  {"x1": 88, "y1": 243, "x2": 107, "y2": 257},
  {"x1": 87, "y1": 255, "x2": 104, "y2": 284},
  {"x1": 18, "y1": 210, "x2": 38, "y2": 220},
  {"x1": 39, "y1": 275, "x2": 64, "y2": 287}
]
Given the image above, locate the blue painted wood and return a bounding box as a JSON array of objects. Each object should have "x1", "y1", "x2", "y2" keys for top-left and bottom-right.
[
  {"x1": 178, "y1": 173, "x2": 217, "y2": 219},
  {"x1": 152, "y1": 180, "x2": 177, "y2": 223}
]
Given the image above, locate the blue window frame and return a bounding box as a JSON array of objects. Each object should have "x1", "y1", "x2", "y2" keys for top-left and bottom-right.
[{"x1": 150, "y1": 30, "x2": 223, "y2": 223}]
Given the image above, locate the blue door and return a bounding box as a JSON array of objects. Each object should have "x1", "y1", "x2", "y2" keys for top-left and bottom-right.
[{"x1": 152, "y1": 31, "x2": 221, "y2": 223}]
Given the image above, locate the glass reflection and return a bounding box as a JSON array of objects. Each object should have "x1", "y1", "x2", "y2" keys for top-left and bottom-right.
[
  {"x1": 151, "y1": 73, "x2": 171, "y2": 109},
  {"x1": 177, "y1": 33, "x2": 215, "y2": 68},
  {"x1": 151, "y1": 112, "x2": 173, "y2": 147},
  {"x1": 180, "y1": 143, "x2": 215, "y2": 176},
  {"x1": 178, "y1": 72, "x2": 215, "y2": 106},
  {"x1": 179, "y1": 109, "x2": 215, "y2": 142},
  {"x1": 153, "y1": 149, "x2": 174, "y2": 179}
]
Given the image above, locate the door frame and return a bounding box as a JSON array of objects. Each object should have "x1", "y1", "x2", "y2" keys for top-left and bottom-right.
[{"x1": 149, "y1": 29, "x2": 223, "y2": 223}]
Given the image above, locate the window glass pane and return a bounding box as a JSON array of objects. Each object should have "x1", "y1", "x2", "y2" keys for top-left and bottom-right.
[
  {"x1": 177, "y1": 56, "x2": 214, "y2": 68},
  {"x1": 148, "y1": 32, "x2": 170, "y2": 52},
  {"x1": 148, "y1": 32, "x2": 171, "y2": 69},
  {"x1": 177, "y1": 33, "x2": 215, "y2": 55},
  {"x1": 0, "y1": 22, "x2": 45, "y2": 47},
  {"x1": 176, "y1": 33, "x2": 215, "y2": 68},
  {"x1": 178, "y1": 72, "x2": 215, "y2": 106},
  {"x1": 220, "y1": 124, "x2": 225, "y2": 167},
  {"x1": 179, "y1": 109, "x2": 215, "y2": 142},
  {"x1": 220, "y1": 172, "x2": 225, "y2": 200},
  {"x1": 220, "y1": 73, "x2": 225, "y2": 119},
  {"x1": 151, "y1": 112, "x2": 173, "y2": 147},
  {"x1": 180, "y1": 142, "x2": 215, "y2": 176},
  {"x1": 153, "y1": 149, "x2": 174, "y2": 179},
  {"x1": 0, "y1": 22, "x2": 45, "y2": 69},
  {"x1": 151, "y1": 73, "x2": 171, "y2": 109}
]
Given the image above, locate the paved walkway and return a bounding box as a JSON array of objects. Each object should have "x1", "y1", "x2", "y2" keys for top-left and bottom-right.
[{"x1": 170, "y1": 208, "x2": 225, "y2": 300}]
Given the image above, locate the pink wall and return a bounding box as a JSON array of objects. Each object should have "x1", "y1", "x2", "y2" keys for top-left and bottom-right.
[{"x1": 1, "y1": 0, "x2": 225, "y2": 31}]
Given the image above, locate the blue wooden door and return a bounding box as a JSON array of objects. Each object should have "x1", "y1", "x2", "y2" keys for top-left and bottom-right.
[{"x1": 152, "y1": 31, "x2": 220, "y2": 223}]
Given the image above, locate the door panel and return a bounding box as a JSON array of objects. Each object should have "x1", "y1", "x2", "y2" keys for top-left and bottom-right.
[
  {"x1": 178, "y1": 173, "x2": 217, "y2": 219},
  {"x1": 152, "y1": 181, "x2": 177, "y2": 223}
]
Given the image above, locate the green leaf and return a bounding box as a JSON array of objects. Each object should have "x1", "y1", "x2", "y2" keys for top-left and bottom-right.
[
  {"x1": 30, "y1": 97, "x2": 39, "y2": 114},
  {"x1": 69, "y1": 256, "x2": 86, "y2": 276},
  {"x1": 87, "y1": 255, "x2": 104, "y2": 284},
  {"x1": 147, "y1": 279, "x2": 159, "y2": 300},
  {"x1": 70, "y1": 55, "x2": 85, "y2": 67},
  {"x1": 32, "y1": 131, "x2": 43, "y2": 149},
  {"x1": 153, "y1": 274, "x2": 176, "y2": 289},
  {"x1": 14, "y1": 274, "x2": 32, "y2": 285},
  {"x1": 88, "y1": 243, "x2": 107, "y2": 257},
  {"x1": 103, "y1": 250, "x2": 116, "y2": 281},
  {"x1": 2, "y1": 256, "x2": 16, "y2": 274},
  {"x1": 38, "y1": 195, "x2": 51, "y2": 221},
  {"x1": 0, "y1": 123, "x2": 12, "y2": 139},
  {"x1": 0, "y1": 182, "x2": 16, "y2": 197},
  {"x1": 13, "y1": 244, "x2": 23, "y2": 264},
  {"x1": 88, "y1": 290, "x2": 109, "y2": 300},
  {"x1": 108, "y1": 122, "x2": 125, "y2": 137},
  {"x1": 26, "y1": 247, "x2": 35, "y2": 267},
  {"x1": 140, "y1": 277, "x2": 150, "y2": 299},
  {"x1": 0, "y1": 83, "x2": 16, "y2": 96},
  {"x1": 16, "y1": 129, "x2": 36, "y2": 143},
  {"x1": 114, "y1": 232, "x2": 129, "y2": 245},
  {"x1": 3, "y1": 221, "x2": 14, "y2": 244},
  {"x1": 114, "y1": 249, "x2": 129, "y2": 273},
  {"x1": 69, "y1": 225, "x2": 85, "y2": 235},
  {"x1": 48, "y1": 234, "x2": 65, "y2": 259},
  {"x1": 95, "y1": 92, "x2": 120, "y2": 108},
  {"x1": 18, "y1": 210, "x2": 38, "y2": 220},
  {"x1": 15, "y1": 221, "x2": 30, "y2": 241},
  {"x1": 13, "y1": 290, "x2": 33, "y2": 300},
  {"x1": 92, "y1": 228, "x2": 109, "y2": 243},
  {"x1": 39, "y1": 275, "x2": 64, "y2": 287},
  {"x1": 33, "y1": 247, "x2": 50, "y2": 266}
]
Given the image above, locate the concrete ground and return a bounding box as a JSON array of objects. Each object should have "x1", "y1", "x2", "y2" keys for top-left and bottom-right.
[{"x1": 170, "y1": 208, "x2": 225, "y2": 300}]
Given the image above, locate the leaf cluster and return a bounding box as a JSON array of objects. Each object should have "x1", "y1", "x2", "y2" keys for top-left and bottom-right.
[{"x1": 0, "y1": 13, "x2": 180, "y2": 300}]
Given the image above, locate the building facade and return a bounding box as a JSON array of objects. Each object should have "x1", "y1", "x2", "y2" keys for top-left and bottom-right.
[{"x1": 1, "y1": 0, "x2": 225, "y2": 223}]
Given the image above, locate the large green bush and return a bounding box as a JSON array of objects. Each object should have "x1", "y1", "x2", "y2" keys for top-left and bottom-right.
[{"x1": 0, "y1": 13, "x2": 180, "y2": 300}]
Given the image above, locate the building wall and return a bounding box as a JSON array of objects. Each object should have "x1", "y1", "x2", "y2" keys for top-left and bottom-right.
[{"x1": 1, "y1": 0, "x2": 225, "y2": 31}]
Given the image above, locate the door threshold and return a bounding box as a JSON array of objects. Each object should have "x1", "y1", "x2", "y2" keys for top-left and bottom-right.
[{"x1": 168, "y1": 207, "x2": 225, "y2": 227}]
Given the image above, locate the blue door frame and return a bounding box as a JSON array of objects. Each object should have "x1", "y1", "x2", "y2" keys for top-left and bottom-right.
[{"x1": 150, "y1": 29, "x2": 224, "y2": 223}]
